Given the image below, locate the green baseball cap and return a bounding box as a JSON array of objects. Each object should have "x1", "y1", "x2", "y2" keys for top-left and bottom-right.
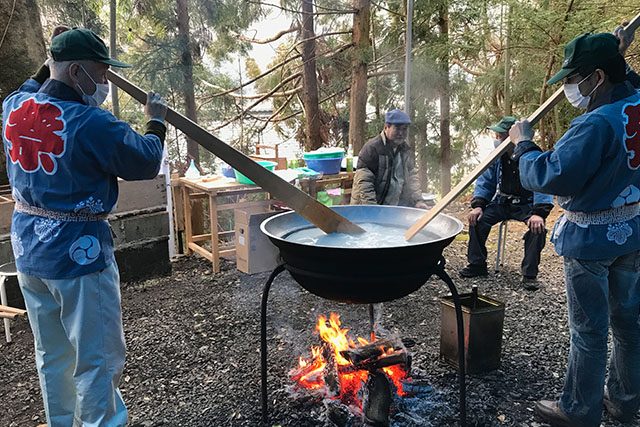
[
  {"x1": 547, "y1": 32, "x2": 620, "y2": 85},
  {"x1": 50, "y1": 28, "x2": 131, "y2": 68},
  {"x1": 487, "y1": 116, "x2": 516, "y2": 133}
]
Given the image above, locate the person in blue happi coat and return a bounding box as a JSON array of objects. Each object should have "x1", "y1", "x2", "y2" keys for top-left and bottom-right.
[
  {"x1": 459, "y1": 116, "x2": 554, "y2": 290},
  {"x1": 2, "y1": 27, "x2": 167, "y2": 426},
  {"x1": 510, "y1": 28, "x2": 640, "y2": 427}
]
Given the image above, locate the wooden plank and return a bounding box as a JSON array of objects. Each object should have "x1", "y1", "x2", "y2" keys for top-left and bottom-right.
[
  {"x1": 0, "y1": 305, "x2": 26, "y2": 315},
  {"x1": 216, "y1": 199, "x2": 274, "y2": 212},
  {"x1": 405, "y1": 11, "x2": 640, "y2": 241},
  {"x1": 192, "y1": 233, "x2": 212, "y2": 242},
  {"x1": 108, "y1": 71, "x2": 364, "y2": 235},
  {"x1": 209, "y1": 193, "x2": 220, "y2": 273},
  {"x1": 187, "y1": 241, "x2": 213, "y2": 261},
  {"x1": 171, "y1": 183, "x2": 185, "y2": 232},
  {"x1": 183, "y1": 186, "x2": 193, "y2": 255},
  {"x1": 0, "y1": 311, "x2": 20, "y2": 319}
]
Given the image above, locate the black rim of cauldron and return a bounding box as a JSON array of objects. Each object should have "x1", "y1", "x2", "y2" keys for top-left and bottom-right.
[{"x1": 260, "y1": 205, "x2": 464, "y2": 303}]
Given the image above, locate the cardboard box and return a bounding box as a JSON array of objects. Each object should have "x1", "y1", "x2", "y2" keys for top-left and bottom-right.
[{"x1": 235, "y1": 207, "x2": 283, "y2": 274}]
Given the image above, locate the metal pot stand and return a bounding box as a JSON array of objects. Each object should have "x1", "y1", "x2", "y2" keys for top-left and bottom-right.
[{"x1": 259, "y1": 258, "x2": 467, "y2": 426}]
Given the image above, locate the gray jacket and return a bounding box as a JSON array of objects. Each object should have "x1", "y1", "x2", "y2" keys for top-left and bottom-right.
[{"x1": 350, "y1": 132, "x2": 422, "y2": 207}]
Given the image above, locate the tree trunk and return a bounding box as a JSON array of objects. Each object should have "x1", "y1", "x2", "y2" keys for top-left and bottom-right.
[
  {"x1": 176, "y1": 0, "x2": 199, "y2": 164},
  {"x1": 348, "y1": 0, "x2": 371, "y2": 155},
  {"x1": 538, "y1": 0, "x2": 575, "y2": 149},
  {"x1": 415, "y1": 121, "x2": 428, "y2": 190},
  {"x1": 176, "y1": 0, "x2": 203, "y2": 234},
  {"x1": 301, "y1": 0, "x2": 322, "y2": 151},
  {"x1": 0, "y1": 0, "x2": 46, "y2": 185},
  {"x1": 110, "y1": 0, "x2": 120, "y2": 118},
  {"x1": 438, "y1": 4, "x2": 451, "y2": 194}
]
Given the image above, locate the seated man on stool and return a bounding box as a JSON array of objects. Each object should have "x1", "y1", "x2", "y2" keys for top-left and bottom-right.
[{"x1": 459, "y1": 116, "x2": 554, "y2": 290}]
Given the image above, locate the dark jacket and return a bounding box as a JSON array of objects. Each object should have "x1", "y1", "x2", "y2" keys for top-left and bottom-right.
[
  {"x1": 350, "y1": 132, "x2": 422, "y2": 207},
  {"x1": 471, "y1": 152, "x2": 554, "y2": 219}
]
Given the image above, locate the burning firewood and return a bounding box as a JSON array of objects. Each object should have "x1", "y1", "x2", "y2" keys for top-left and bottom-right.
[
  {"x1": 337, "y1": 350, "x2": 408, "y2": 375},
  {"x1": 339, "y1": 337, "x2": 403, "y2": 366}
]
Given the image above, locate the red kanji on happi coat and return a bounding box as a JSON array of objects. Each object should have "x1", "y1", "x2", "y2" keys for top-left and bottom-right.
[
  {"x1": 623, "y1": 101, "x2": 640, "y2": 170},
  {"x1": 5, "y1": 98, "x2": 66, "y2": 174}
]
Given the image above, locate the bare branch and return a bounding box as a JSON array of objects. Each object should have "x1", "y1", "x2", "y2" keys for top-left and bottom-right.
[
  {"x1": 273, "y1": 87, "x2": 350, "y2": 123},
  {"x1": 212, "y1": 74, "x2": 303, "y2": 131},
  {"x1": 200, "y1": 79, "x2": 301, "y2": 99},
  {"x1": 451, "y1": 58, "x2": 485, "y2": 77},
  {"x1": 201, "y1": 53, "x2": 302, "y2": 99},
  {"x1": 283, "y1": 30, "x2": 353, "y2": 58},
  {"x1": 367, "y1": 69, "x2": 401, "y2": 78},
  {"x1": 200, "y1": 43, "x2": 353, "y2": 100},
  {"x1": 237, "y1": 25, "x2": 300, "y2": 44},
  {"x1": 247, "y1": 1, "x2": 355, "y2": 15},
  {"x1": 258, "y1": 92, "x2": 298, "y2": 133},
  {"x1": 370, "y1": 0, "x2": 405, "y2": 18}
]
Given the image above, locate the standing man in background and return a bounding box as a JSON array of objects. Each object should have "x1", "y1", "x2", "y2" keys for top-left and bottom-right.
[
  {"x1": 2, "y1": 27, "x2": 167, "y2": 425},
  {"x1": 351, "y1": 109, "x2": 428, "y2": 209}
]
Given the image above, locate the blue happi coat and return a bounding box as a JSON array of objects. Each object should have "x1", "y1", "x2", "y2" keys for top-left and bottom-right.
[
  {"x1": 518, "y1": 79, "x2": 640, "y2": 260},
  {"x1": 2, "y1": 76, "x2": 164, "y2": 279}
]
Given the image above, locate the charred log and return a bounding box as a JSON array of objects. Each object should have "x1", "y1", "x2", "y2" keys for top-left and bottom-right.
[
  {"x1": 322, "y1": 343, "x2": 340, "y2": 397},
  {"x1": 324, "y1": 399, "x2": 359, "y2": 427},
  {"x1": 363, "y1": 369, "x2": 391, "y2": 426}
]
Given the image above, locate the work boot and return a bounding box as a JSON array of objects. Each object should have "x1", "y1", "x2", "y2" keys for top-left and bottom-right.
[
  {"x1": 604, "y1": 394, "x2": 636, "y2": 423},
  {"x1": 522, "y1": 276, "x2": 540, "y2": 291},
  {"x1": 459, "y1": 264, "x2": 488, "y2": 278},
  {"x1": 534, "y1": 400, "x2": 572, "y2": 427}
]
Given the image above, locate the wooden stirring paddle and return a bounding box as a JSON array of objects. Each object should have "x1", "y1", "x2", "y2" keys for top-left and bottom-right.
[{"x1": 108, "y1": 71, "x2": 364, "y2": 235}]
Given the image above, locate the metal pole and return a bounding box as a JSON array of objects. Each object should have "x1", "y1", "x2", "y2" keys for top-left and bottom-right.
[
  {"x1": 109, "y1": 0, "x2": 120, "y2": 118},
  {"x1": 403, "y1": 0, "x2": 414, "y2": 114}
]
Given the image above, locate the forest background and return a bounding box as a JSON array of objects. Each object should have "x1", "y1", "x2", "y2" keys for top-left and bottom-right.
[{"x1": 0, "y1": 0, "x2": 638, "y2": 195}]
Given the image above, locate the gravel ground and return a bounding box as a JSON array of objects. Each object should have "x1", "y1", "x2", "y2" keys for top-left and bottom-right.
[{"x1": 2, "y1": 208, "x2": 638, "y2": 427}]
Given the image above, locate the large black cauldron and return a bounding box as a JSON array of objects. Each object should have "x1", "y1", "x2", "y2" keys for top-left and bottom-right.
[{"x1": 260, "y1": 205, "x2": 463, "y2": 303}]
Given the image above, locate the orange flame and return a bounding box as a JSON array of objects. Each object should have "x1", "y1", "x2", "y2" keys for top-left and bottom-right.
[{"x1": 290, "y1": 312, "x2": 407, "y2": 405}]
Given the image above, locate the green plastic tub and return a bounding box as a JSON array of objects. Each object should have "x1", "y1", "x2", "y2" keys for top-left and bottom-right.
[{"x1": 234, "y1": 161, "x2": 277, "y2": 185}]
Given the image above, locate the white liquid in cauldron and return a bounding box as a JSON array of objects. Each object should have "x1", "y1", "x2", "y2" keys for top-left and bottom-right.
[{"x1": 285, "y1": 222, "x2": 440, "y2": 248}]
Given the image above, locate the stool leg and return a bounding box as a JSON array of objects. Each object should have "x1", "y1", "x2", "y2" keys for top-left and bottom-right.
[
  {"x1": 0, "y1": 276, "x2": 11, "y2": 343},
  {"x1": 495, "y1": 223, "x2": 504, "y2": 272},
  {"x1": 500, "y1": 222, "x2": 508, "y2": 267}
]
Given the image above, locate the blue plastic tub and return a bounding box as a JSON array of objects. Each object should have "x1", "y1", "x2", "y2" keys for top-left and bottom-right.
[{"x1": 305, "y1": 156, "x2": 343, "y2": 175}]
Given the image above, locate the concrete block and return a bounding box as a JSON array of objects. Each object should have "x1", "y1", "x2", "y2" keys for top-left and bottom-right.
[
  {"x1": 114, "y1": 175, "x2": 167, "y2": 214},
  {"x1": 115, "y1": 237, "x2": 171, "y2": 282},
  {"x1": 110, "y1": 210, "x2": 169, "y2": 247}
]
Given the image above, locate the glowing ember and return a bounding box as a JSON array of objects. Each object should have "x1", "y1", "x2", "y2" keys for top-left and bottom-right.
[{"x1": 290, "y1": 312, "x2": 407, "y2": 407}]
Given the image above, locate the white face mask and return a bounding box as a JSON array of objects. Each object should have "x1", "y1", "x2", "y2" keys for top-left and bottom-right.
[
  {"x1": 563, "y1": 72, "x2": 601, "y2": 110},
  {"x1": 75, "y1": 64, "x2": 109, "y2": 107}
]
